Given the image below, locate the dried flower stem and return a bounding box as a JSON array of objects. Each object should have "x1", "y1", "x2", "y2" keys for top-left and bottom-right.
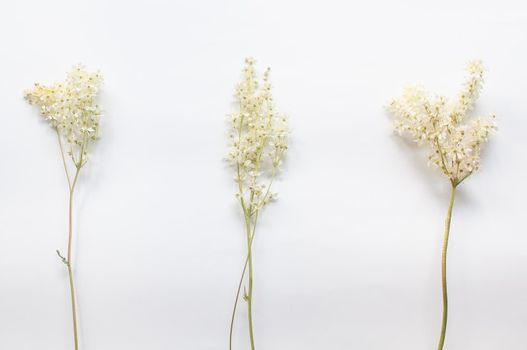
[
  {"x1": 438, "y1": 183, "x2": 456, "y2": 350},
  {"x1": 58, "y1": 130, "x2": 90, "y2": 350},
  {"x1": 68, "y1": 168, "x2": 81, "y2": 350},
  {"x1": 388, "y1": 61, "x2": 496, "y2": 349},
  {"x1": 229, "y1": 213, "x2": 257, "y2": 350},
  {"x1": 244, "y1": 209, "x2": 256, "y2": 350},
  {"x1": 58, "y1": 136, "x2": 83, "y2": 350},
  {"x1": 229, "y1": 175, "x2": 275, "y2": 350},
  {"x1": 236, "y1": 183, "x2": 259, "y2": 350},
  {"x1": 25, "y1": 65, "x2": 103, "y2": 350},
  {"x1": 227, "y1": 58, "x2": 288, "y2": 349}
]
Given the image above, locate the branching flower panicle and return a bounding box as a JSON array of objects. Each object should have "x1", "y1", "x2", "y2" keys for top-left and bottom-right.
[
  {"x1": 25, "y1": 65, "x2": 103, "y2": 168},
  {"x1": 227, "y1": 57, "x2": 289, "y2": 214},
  {"x1": 388, "y1": 60, "x2": 496, "y2": 185}
]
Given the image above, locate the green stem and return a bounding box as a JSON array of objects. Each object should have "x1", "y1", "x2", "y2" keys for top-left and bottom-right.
[
  {"x1": 229, "y1": 256, "x2": 249, "y2": 350},
  {"x1": 229, "y1": 173, "x2": 275, "y2": 349},
  {"x1": 244, "y1": 212, "x2": 256, "y2": 350},
  {"x1": 57, "y1": 133, "x2": 81, "y2": 350},
  {"x1": 229, "y1": 211, "x2": 258, "y2": 350},
  {"x1": 68, "y1": 167, "x2": 81, "y2": 350},
  {"x1": 437, "y1": 183, "x2": 456, "y2": 350},
  {"x1": 56, "y1": 129, "x2": 72, "y2": 190}
]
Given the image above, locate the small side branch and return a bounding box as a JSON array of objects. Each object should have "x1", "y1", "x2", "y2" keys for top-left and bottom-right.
[
  {"x1": 56, "y1": 129, "x2": 72, "y2": 190},
  {"x1": 56, "y1": 249, "x2": 69, "y2": 266}
]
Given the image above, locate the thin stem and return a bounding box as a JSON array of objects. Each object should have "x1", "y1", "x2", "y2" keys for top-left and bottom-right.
[
  {"x1": 229, "y1": 211, "x2": 258, "y2": 350},
  {"x1": 229, "y1": 257, "x2": 249, "y2": 350},
  {"x1": 435, "y1": 138, "x2": 450, "y2": 178},
  {"x1": 57, "y1": 134, "x2": 82, "y2": 350},
  {"x1": 456, "y1": 172, "x2": 472, "y2": 186},
  {"x1": 244, "y1": 211, "x2": 256, "y2": 350},
  {"x1": 229, "y1": 174, "x2": 275, "y2": 349},
  {"x1": 437, "y1": 183, "x2": 457, "y2": 350},
  {"x1": 68, "y1": 167, "x2": 81, "y2": 350},
  {"x1": 56, "y1": 130, "x2": 72, "y2": 190}
]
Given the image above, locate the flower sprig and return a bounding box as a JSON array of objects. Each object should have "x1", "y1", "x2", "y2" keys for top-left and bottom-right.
[
  {"x1": 388, "y1": 60, "x2": 496, "y2": 185},
  {"x1": 387, "y1": 61, "x2": 497, "y2": 350},
  {"x1": 227, "y1": 58, "x2": 289, "y2": 350},
  {"x1": 24, "y1": 65, "x2": 103, "y2": 350}
]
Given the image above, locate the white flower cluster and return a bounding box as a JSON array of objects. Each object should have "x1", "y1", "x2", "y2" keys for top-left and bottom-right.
[
  {"x1": 25, "y1": 65, "x2": 103, "y2": 166},
  {"x1": 388, "y1": 61, "x2": 496, "y2": 185},
  {"x1": 227, "y1": 58, "x2": 289, "y2": 213}
]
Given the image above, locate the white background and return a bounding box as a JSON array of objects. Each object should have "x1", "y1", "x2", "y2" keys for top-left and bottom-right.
[{"x1": 0, "y1": 0, "x2": 526, "y2": 349}]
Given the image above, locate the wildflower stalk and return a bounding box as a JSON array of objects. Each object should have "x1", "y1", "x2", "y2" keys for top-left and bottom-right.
[
  {"x1": 25, "y1": 65, "x2": 103, "y2": 350},
  {"x1": 57, "y1": 132, "x2": 86, "y2": 350},
  {"x1": 387, "y1": 61, "x2": 496, "y2": 349},
  {"x1": 226, "y1": 58, "x2": 288, "y2": 349},
  {"x1": 438, "y1": 182, "x2": 456, "y2": 350}
]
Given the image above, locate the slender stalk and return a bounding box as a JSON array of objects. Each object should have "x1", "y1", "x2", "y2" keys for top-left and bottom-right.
[
  {"x1": 229, "y1": 175, "x2": 274, "y2": 349},
  {"x1": 229, "y1": 256, "x2": 249, "y2": 350},
  {"x1": 244, "y1": 211, "x2": 256, "y2": 350},
  {"x1": 57, "y1": 133, "x2": 82, "y2": 350},
  {"x1": 437, "y1": 183, "x2": 457, "y2": 350},
  {"x1": 57, "y1": 129, "x2": 72, "y2": 190},
  {"x1": 68, "y1": 167, "x2": 81, "y2": 350},
  {"x1": 229, "y1": 211, "x2": 258, "y2": 350}
]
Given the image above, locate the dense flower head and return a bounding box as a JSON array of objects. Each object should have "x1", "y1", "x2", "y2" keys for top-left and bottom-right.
[
  {"x1": 227, "y1": 58, "x2": 289, "y2": 213},
  {"x1": 25, "y1": 65, "x2": 103, "y2": 166},
  {"x1": 388, "y1": 60, "x2": 496, "y2": 185}
]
